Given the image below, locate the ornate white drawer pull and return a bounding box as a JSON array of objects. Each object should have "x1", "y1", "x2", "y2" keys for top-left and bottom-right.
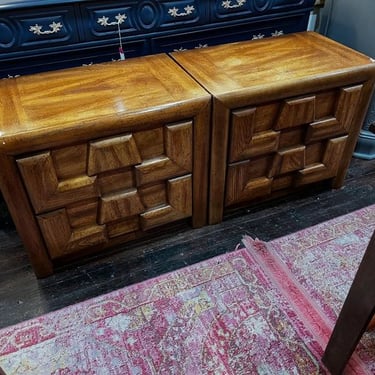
[
  {"x1": 271, "y1": 30, "x2": 284, "y2": 37},
  {"x1": 29, "y1": 21, "x2": 63, "y2": 35},
  {"x1": 252, "y1": 33, "x2": 265, "y2": 40},
  {"x1": 173, "y1": 43, "x2": 207, "y2": 52},
  {"x1": 97, "y1": 13, "x2": 127, "y2": 27},
  {"x1": 168, "y1": 5, "x2": 195, "y2": 17},
  {"x1": 195, "y1": 43, "x2": 208, "y2": 49},
  {"x1": 222, "y1": 0, "x2": 246, "y2": 9},
  {"x1": 3, "y1": 74, "x2": 21, "y2": 79}
]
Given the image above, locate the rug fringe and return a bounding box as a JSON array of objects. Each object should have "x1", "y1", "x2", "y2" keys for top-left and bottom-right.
[{"x1": 241, "y1": 234, "x2": 266, "y2": 251}]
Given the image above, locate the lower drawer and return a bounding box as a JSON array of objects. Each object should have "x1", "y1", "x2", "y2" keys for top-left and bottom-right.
[
  {"x1": 151, "y1": 13, "x2": 310, "y2": 53},
  {"x1": 0, "y1": 39, "x2": 149, "y2": 78}
]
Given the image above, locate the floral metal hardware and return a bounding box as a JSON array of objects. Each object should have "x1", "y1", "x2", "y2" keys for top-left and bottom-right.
[
  {"x1": 168, "y1": 5, "x2": 195, "y2": 17},
  {"x1": 3, "y1": 74, "x2": 20, "y2": 79},
  {"x1": 195, "y1": 43, "x2": 208, "y2": 49},
  {"x1": 29, "y1": 21, "x2": 63, "y2": 35},
  {"x1": 97, "y1": 13, "x2": 127, "y2": 27},
  {"x1": 174, "y1": 43, "x2": 207, "y2": 52},
  {"x1": 271, "y1": 30, "x2": 284, "y2": 37},
  {"x1": 222, "y1": 0, "x2": 246, "y2": 9},
  {"x1": 252, "y1": 33, "x2": 265, "y2": 40},
  {"x1": 173, "y1": 47, "x2": 187, "y2": 52}
]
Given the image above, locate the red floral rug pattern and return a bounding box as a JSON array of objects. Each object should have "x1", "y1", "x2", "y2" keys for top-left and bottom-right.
[
  {"x1": 243, "y1": 204, "x2": 375, "y2": 374},
  {"x1": 0, "y1": 205, "x2": 374, "y2": 374}
]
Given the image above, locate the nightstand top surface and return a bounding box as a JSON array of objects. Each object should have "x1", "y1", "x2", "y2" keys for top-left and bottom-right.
[
  {"x1": 171, "y1": 32, "x2": 375, "y2": 102},
  {"x1": 0, "y1": 54, "x2": 210, "y2": 153}
]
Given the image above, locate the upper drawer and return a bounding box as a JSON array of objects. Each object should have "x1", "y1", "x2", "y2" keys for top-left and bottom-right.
[
  {"x1": 211, "y1": 0, "x2": 315, "y2": 22},
  {"x1": 0, "y1": 5, "x2": 79, "y2": 53},
  {"x1": 80, "y1": 0, "x2": 208, "y2": 41},
  {"x1": 79, "y1": 1, "x2": 137, "y2": 40}
]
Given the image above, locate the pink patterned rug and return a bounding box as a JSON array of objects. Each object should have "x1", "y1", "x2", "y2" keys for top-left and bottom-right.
[{"x1": 0, "y1": 205, "x2": 374, "y2": 374}]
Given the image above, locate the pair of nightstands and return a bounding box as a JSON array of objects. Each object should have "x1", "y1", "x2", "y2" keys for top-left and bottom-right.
[{"x1": 1, "y1": 32, "x2": 374, "y2": 277}]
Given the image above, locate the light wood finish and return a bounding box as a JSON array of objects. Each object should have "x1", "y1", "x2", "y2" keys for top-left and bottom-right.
[
  {"x1": 0, "y1": 54, "x2": 211, "y2": 277},
  {"x1": 171, "y1": 31, "x2": 375, "y2": 224}
]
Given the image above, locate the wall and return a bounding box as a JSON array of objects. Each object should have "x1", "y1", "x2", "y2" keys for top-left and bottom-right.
[{"x1": 318, "y1": 0, "x2": 375, "y2": 130}]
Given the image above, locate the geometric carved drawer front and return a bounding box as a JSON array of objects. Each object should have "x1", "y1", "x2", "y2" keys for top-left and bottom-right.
[
  {"x1": 17, "y1": 120, "x2": 193, "y2": 258},
  {"x1": 225, "y1": 85, "x2": 362, "y2": 206}
]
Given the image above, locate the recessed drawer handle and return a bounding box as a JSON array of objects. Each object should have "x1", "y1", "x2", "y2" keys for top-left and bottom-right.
[
  {"x1": 168, "y1": 5, "x2": 195, "y2": 17},
  {"x1": 97, "y1": 13, "x2": 127, "y2": 27},
  {"x1": 29, "y1": 21, "x2": 63, "y2": 35},
  {"x1": 221, "y1": 0, "x2": 246, "y2": 9}
]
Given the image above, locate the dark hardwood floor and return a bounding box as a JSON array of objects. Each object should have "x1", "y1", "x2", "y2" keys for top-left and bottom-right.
[{"x1": 0, "y1": 157, "x2": 374, "y2": 330}]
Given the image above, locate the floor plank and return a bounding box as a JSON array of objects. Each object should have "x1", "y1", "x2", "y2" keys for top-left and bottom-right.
[{"x1": 0, "y1": 157, "x2": 374, "y2": 329}]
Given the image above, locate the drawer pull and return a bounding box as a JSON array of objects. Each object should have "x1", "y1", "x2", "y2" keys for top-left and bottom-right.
[
  {"x1": 173, "y1": 43, "x2": 207, "y2": 52},
  {"x1": 97, "y1": 13, "x2": 127, "y2": 27},
  {"x1": 221, "y1": 0, "x2": 246, "y2": 9},
  {"x1": 168, "y1": 5, "x2": 195, "y2": 17},
  {"x1": 252, "y1": 33, "x2": 265, "y2": 40},
  {"x1": 29, "y1": 21, "x2": 63, "y2": 35},
  {"x1": 195, "y1": 43, "x2": 208, "y2": 49},
  {"x1": 3, "y1": 74, "x2": 21, "y2": 79},
  {"x1": 271, "y1": 30, "x2": 284, "y2": 37}
]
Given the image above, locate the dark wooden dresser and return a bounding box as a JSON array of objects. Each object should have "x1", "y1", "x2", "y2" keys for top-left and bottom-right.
[{"x1": 0, "y1": 0, "x2": 315, "y2": 77}]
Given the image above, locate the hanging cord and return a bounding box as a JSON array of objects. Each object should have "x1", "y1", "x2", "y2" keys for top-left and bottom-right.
[{"x1": 117, "y1": 20, "x2": 125, "y2": 61}]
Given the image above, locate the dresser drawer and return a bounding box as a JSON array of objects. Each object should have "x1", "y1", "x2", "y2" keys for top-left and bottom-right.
[
  {"x1": 211, "y1": 0, "x2": 315, "y2": 22},
  {"x1": 272, "y1": 0, "x2": 315, "y2": 12},
  {"x1": 158, "y1": 0, "x2": 208, "y2": 28},
  {"x1": 153, "y1": 14, "x2": 311, "y2": 53},
  {"x1": 0, "y1": 5, "x2": 79, "y2": 52},
  {"x1": 79, "y1": 1, "x2": 137, "y2": 40},
  {"x1": 0, "y1": 38, "x2": 149, "y2": 78},
  {"x1": 16, "y1": 122, "x2": 195, "y2": 259},
  {"x1": 225, "y1": 85, "x2": 363, "y2": 207},
  {"x1": 81, "y1": 0, "x2": 208, "y2": 41}
]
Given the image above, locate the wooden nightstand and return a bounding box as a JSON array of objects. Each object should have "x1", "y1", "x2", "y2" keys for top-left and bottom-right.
[
  {"x1": 0, "y1": 54, "x2": 211, "y2": 277},
  {"x1": 171, "y1": 31, "x2": 375, "y2": 224}
]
